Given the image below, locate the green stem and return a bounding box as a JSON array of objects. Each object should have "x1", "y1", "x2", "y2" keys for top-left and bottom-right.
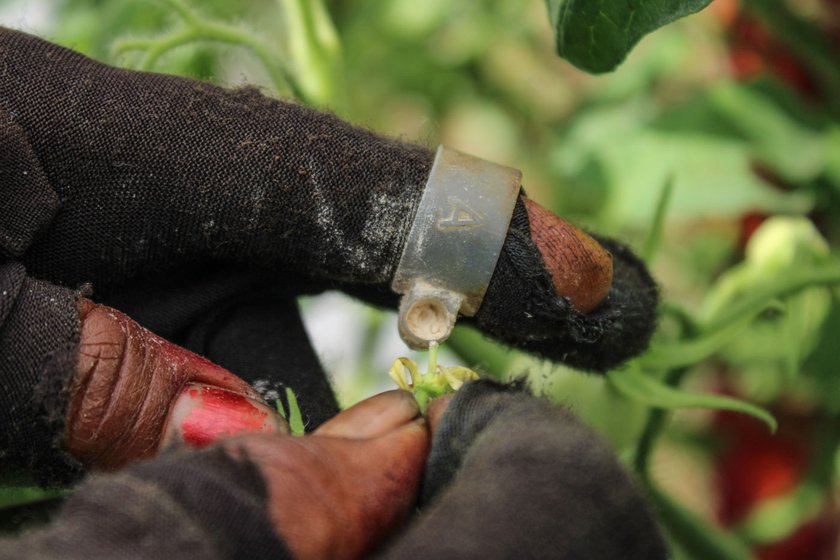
[
  {"x1": 277, "y1": 0, "x2": 342, "y2": 106},
  {"x1": 639, "y1": 316, "x2": 751, "y2": 370},
  {"x1": 642, "y1": 175, "x2": 674, "y2": 264},
  {"x1": 178, "y1": 18, "x2": 300, "y2": 98},
  {"x1": 642, "y1": 265, "x2": 840, "y2": 369},
  {"x1": 414, "y1": 387, "x2": 434, "y2": 412},
  {"x1": 161, "y1": 0, "x2": 200, "y2": 26},
  {"x1": 647, "y1": 481, "x2": 752, "y2": 560},
  {"x1": 0, "y1": 487, "x2": 70, "y2": 511},
  {"x1": 139, "y1": 28, "x2": 201, "y2": 69},
  {"x1": 632, "y1": 368, "x2": 688, "y2": 477},
  {"x1": 115, "y1": 0, "x2": 303, "y2": 99},
  {"x1": 427, "y1": 341, "x2": 439, "y2": 376},
  {"x1": 702, "y1": 265, "x2": 840, "y2": 333},
  {"x1": 445, "y1": 326, "x2": 519, "y2": 380},
  {"x1": 659, "y1": 301, "x2": 701, "y2": 334}
]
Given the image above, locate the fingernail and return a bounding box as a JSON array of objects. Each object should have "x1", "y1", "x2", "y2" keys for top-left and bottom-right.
[
  {"x1": 162, "y1": 383, "x2": 288, "y2": 448},
  {"x1": 315, "y1": 390, "x2": 420, "y2": 439}
]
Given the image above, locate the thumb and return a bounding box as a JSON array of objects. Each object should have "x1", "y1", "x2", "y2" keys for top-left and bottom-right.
[
  {"x1": 64, "y1": 299, "x2": 285, "y2": 470},
  {"x1": 234, "y1": 391, "x2": 430, "y2": 560}
]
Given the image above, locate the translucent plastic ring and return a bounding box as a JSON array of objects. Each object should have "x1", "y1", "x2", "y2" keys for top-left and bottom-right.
[{"x1": 392, "y1": 146, "x2": 521, "y2": 349}]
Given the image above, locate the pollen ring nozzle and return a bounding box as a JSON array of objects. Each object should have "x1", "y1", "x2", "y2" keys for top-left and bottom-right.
[{"x1": 392, "y1": 145, "x2": 522, "y2": 349}]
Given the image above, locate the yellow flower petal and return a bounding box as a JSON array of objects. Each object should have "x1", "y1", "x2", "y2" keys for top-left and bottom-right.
[
  {"x1": 388, "y1": 357, "x2": 418, "y2": 391},
  {"x1": 442, "y1": 366, "x2": 480, "y2": 391}
]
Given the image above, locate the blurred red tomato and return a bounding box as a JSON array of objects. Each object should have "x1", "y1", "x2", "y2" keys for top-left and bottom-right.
[{"x1": 714, "y1": 407, "x2": 809, "y2": 525}]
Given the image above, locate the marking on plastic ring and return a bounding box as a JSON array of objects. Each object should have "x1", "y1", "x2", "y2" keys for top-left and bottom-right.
[{"x1": 437, "y1": 197, "x2": 483, "y2": 231}]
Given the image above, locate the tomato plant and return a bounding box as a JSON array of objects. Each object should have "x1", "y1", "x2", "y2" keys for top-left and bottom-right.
[{"x1": 2, "y1": 0, "x2": 840, "y2": 557}]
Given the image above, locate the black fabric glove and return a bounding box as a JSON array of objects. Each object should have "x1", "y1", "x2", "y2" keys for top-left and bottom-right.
[
  {"x1": 0, "y1": 382, "x2": 668, "y2": 560},
  {"x1": 0, "y1": 262, "x2": 83, "y2": 484},
  {"x1": 381, "y1": 380, "x2": 668, "y2": 559},
  {"x1": 0, "y1": 447, "x2": 290, "y2": 560},
  {"x1": 0, "y1": 26, "x2": 657, "y2": 484},
  {"x1": 0, "y1": 26, "x2": 657, "y2": 372}
]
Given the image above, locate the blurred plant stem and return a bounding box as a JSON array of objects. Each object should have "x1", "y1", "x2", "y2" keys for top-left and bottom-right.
[
  {"x1": 114, "y1": 0, "x2": 300, "y2": 98},
  {"x1": 277, "y1": 0, "x2": 343, "y2": 108},
  {"x1": 632, "y1": 368, "x2": 691, "y2": 479},
  {"x1": 445, "y1": 326, "x2": 521, "y2": 380},
  {"x1": 641, "y1": 264, "x2": 840, "y2": 370},
  {"x1": 112, "y1": 0, "x2": 344, "y2": 106},
  {"x1": 647, "y1": 481, "x2": 753, "y2": 560},
  {"x1": 641, "y1": 176, "x2": 674, "y2": 263}
]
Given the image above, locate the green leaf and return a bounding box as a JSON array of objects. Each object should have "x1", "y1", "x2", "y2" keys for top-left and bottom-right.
[
  {"x1": 555, "y1": 102, "x2": 812, "y2": 229},
  {"x1": 608, "y1": 367, "x2": 777, "y2": 432},
  {"x1": 545, "y1": 0, "x2": 712, "y2": 73},
  {"x1": 706, "y1": 84, "x2": 826, "y2": 183},
  {"x1": 284, "y1": 388, "x2": 306, "y2": 436},
  {"x1": 542, "y1": 361, "x2": 649, "y2": 451},
  {"x1": 285, "y1": 388, "x2": 306, "y2": 436},
  {"x1": 641, "y1": 175, "x2": 674, "y2": 263},
  {"x1": 646, "y1": 482, "x2": 752, "y2": 560}
]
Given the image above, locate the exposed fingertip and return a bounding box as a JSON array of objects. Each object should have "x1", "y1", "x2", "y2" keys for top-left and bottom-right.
[
  {"x1": 315, "y1": 389, "x2": 420, "y2": 439},
  {"x1": 522, "y1": 196, "x2": 613, "y2": 313}
]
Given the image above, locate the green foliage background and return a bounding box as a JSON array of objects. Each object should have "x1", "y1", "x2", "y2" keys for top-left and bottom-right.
[{"x1": 2, "y1": 0, "x2": 840, "y2": 557}]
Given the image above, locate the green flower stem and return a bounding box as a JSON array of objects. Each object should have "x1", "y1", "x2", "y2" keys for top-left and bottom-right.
[
  {"x1": 639, "y1": 315, "x2": 752, "y2": 370},
  {"x1": 445, "y1": 326, "x2": 520, "y2": 380},
  {"x1": 427, "y1": 341, "x2": 439, "y2": 376},
  {"x1": 412, "y1": 342, "x2": 442, "y2": 411},
  {"x1": 413, "y1": 386, "x2": 437, "y2": 412},
  {"x1": 702, "y1": 265, "x2": 840, "y2": 333},
  {"x1": 641, "y1": 264, "x2": 840, "y2": 370}
]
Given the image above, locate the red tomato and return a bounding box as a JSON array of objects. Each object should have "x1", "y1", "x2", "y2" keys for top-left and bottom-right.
[{"x1": 713, "y1": 409, "x2": 808, "y2": 525}]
